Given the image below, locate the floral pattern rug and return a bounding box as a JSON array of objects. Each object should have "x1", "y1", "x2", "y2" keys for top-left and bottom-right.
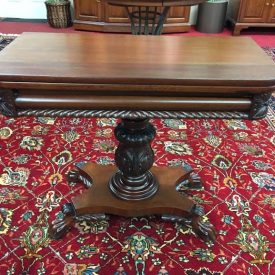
[
  {"x1": 0, "y1": 35, "x2": 274, "y2": 275},
  {"x1": 0, "y1": 33, "x2": 18, "y2": 51},
  {"x1": 263, "y1": 46, "x2": 275, "y2": 62}
]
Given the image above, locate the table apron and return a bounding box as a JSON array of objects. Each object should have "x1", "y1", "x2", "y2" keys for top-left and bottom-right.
[{"x1": 15, "y1": 94, "x2": 251, "y2": 111}]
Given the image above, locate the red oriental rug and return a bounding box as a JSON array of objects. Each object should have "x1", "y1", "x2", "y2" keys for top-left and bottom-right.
[{"x1": 0, "y1": 34, "x2": 274, "y2": 275}]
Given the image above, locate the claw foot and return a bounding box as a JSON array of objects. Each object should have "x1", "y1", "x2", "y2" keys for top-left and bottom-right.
[
  {"x1": 49, "y1": 202, "x2": 108, "y2": 240},
  {"x1": 162, "y1": 204, "x2": 216, "y2": 243},
  {"x1": 67, "y1": 169, "x2": 80, "y2": 185},
  {"x1": 191, "y1": 215, "x2": 217, "y2": 242},
  {"x1": 67, "y1": 162, "x2": 93, "y2": 188},
  {"x1": 49, "y1": 203, "x2": 76, "y2": 240},
  {"x1": 75, "y1": 162, "x2": 93, "y2": 188},
  {"x1": 191, "y1": 204, "x2": 205, "y2": 216},
  {"x1": 176, "y1": 163, "x2": 203, "y2": 191}
]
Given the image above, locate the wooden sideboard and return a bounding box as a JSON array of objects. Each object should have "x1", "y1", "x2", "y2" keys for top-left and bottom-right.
[
  {"x1": 73, "y1": 0, "x2": 191, "y2": 33},
  {"x1": 229, "y1": 0, "x2": 275, "y2": 35}
]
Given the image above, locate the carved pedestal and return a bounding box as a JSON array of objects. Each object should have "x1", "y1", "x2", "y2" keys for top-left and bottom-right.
[{"x1": 49, "y1": 119, "x2": 216, "y2": 242}]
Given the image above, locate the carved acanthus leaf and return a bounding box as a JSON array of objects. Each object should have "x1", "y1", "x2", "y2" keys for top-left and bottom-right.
[
  {"x1": 0, "y1": 90, "x2": 17, "y2": 117},
  {"x1": 250, "y1": 92, "x2": 272, "y2": 119}
]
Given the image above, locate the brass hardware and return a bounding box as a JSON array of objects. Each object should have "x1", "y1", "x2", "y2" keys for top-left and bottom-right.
[
  {"x1": 96, "y1": 0, "x2": 100, "y2": 2},
  {"x1": 272, "y1": 3, "x2": 275, "y2": 6},
  {"x1": 266, "y1": 2, "x2": 270, "y2": 5}
]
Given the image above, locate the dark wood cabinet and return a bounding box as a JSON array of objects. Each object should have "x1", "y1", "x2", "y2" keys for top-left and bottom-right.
[
  {"x1": 73, "y1": 0, "x2": 191, "y2": 33},
  {"x1": 229, "y1": 0, "x2": 275, "y2": 35}
]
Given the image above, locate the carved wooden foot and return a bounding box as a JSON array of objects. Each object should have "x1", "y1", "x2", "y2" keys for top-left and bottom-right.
[
  {"x1": 162, "y1": 205, "x2": 216, "y2": 242},
  {"x1": 67, "y1": 170, "x2": 80, "y2": 184},
  {"x1": 49, "y1": 202, "x2": 107, "y2": 240},
  {"x1": 49, "y1": 203, "x2": 76, "y2": 240},
  {"x1": 176, "y1": 163, "x2": 203, "y2": 191},
  {"x1": 191, "y1": 215, "x2": 216, "y2": 242},
  {"x1": 67, "y1": 162, "x2": 93, "y2": 188}
]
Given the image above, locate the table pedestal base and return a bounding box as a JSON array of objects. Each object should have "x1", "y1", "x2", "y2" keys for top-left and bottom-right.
[{"x1": 49, "y1": 162, "x2": 216, "y2": 242}]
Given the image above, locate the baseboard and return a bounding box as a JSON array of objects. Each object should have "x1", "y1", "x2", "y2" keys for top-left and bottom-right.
[{"x1": 2, "y1": 18, "x2": 47, "y2": 23}]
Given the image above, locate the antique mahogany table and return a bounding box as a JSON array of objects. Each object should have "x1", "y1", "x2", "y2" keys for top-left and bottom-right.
[{"x1": 0, "y1": 33, "x2": 274, "y2": 242}]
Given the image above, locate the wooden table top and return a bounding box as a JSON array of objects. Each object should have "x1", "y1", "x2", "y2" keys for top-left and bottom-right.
[
  {"x1": 107, "y1": 0, "x2": 205, "y2": 7},
  {"x1": 0, "y1": 32, "x2": 275, "y2": 89}
]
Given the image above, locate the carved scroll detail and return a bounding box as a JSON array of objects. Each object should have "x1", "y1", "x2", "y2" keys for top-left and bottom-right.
[
  {"x1": 250, "y1": 92, "x2": 272, "y2": 119},
  {"x1": 0, "y1": 89, "x2": 17, "y2": 117}
]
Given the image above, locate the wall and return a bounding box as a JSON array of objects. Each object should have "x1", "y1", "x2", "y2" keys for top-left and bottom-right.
[{"x1": 0, "y1": 0, "x2": 47, "y2": 19}]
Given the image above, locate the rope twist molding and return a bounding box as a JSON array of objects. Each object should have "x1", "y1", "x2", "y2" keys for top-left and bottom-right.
[{"x1": 17, "y1": 109, "x2": 249, "y2": 119}]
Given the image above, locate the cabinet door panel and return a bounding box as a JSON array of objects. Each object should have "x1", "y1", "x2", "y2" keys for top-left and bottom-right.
[
  {"x1": 267, "y1": 0, "x2": 275, "y2": 22},
  {"x1": 105, "y1": 3, "x2": 129, "y2": 23},
  {"x1": 166, "y1": 6, "x2": 190, "y2": 23},
  {"x1": 239, "y1": 0, "x2": 268, "y2": 22},
  {"x1": 74, "y1": 0, "x2": 101, "y2": 21}
]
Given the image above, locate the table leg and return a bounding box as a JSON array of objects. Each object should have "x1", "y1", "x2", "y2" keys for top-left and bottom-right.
[
  {"x1": 49, "y1": 119, "x2": 216, "y2": 242},
  {"x1": 124, "y1": 6, "x2": 170, "y2": 35}
]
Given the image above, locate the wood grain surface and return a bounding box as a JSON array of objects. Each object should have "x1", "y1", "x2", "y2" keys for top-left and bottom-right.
[{"x1": 0, "y1": 33, "x2": 275, "y2": 89}]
